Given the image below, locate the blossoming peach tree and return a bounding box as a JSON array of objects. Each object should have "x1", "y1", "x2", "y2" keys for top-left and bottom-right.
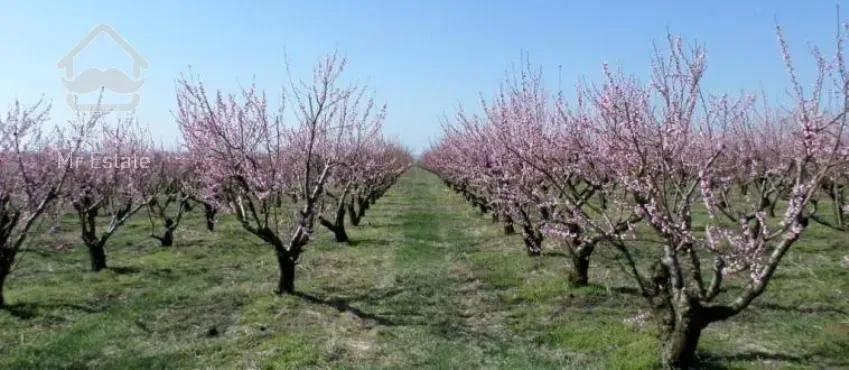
[
  {"x1": 176, "y1": 52, "x2": 400, "y2": 294},
  {"x1": 585, "y1": 31, "x2": 847, "y2": 367},
  {"x1": 423, "y1": 25, "x2": 848, "y2": 369},
  {"x1": 63, "y1": 115, "x2": 156, "y2": 271},
  {"x1": 0, "y1": 99, "x2": 90, "y2": 306}
]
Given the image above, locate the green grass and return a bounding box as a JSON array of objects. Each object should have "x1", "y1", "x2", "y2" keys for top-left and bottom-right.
[{"x1": 1, "y1": 168, "x2": 848, "y2": 369}]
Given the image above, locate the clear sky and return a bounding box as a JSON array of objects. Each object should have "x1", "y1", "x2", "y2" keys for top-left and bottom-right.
[{"x1": 0, "y1": 1, "x2": 843, "y2": 153}]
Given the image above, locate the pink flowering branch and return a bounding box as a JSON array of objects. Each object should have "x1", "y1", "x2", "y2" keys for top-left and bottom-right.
[
  {"x1": 63, "y1": 115, "x2": 156, "y2": 271},
  {"x1": 176, "y1": 51, "x2": 395, "y2": 294},
  {"x1": 0, "y1": 98, "x2": 89, "y2": 307},
  {"x1": 145, "y1": 150, "x2": 192, "y2": 247},
  {"x1": 423, "y1": 24, "x2": 849, "y2": 369}
]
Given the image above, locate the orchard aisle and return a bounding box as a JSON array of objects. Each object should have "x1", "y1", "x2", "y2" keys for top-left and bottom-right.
[{"x1": 335, "y1": 166, "x2": 569, "y2": 368}]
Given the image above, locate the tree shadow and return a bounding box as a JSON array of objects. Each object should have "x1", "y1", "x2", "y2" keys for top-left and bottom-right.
[
  {"x1": 347, "y1": 238, "x2": 397, "y2": 247},
  {"x1": 343, "y1": 288, "x2": 406, "y2": 304},
  {"x1": 108, "y1": 266, "x2": 177, "y2": 280},
  {"x1": 542, "y1": 251, "x2": 570, "y2": 259},
  {"x1": 698, "y1": 349, "x2": 840, "y2": 369},
  {"x1": 365, "y1": 221, "x2": 404, "y2": 229},
  {"x1": 19, "y1": 248, "x2": 62, "y2": 257},
  {"x1": 1, "y1": 301, "x2": 104, "y2": 320},
  {"x1": 109, "y1": 266, "x2": 142, "y2": 274},
  {"x1": 608, "y1": 286, "x2": 643, "y2": 297},
  {"x1": 806, "y1": 241, "x2": 846, "y2": 253},
  {"x1": 293, "y1": 291, "x2": 396, "y2": 326},
  {"x1": 754, "y1": 301, "x2": 847, "y2": 315}
]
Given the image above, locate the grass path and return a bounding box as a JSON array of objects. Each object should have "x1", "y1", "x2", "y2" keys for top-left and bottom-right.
[
  {"x1": 1, "y1": 168, "x2": 848, "y2": 369},
  {"x1": 359, "y1": 166, "x2": 565, "y2": 368}
]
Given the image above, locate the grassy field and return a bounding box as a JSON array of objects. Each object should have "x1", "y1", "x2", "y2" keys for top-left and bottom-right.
[{"x1": 1, "y1": 168, "x2": 848, "y2": 369}]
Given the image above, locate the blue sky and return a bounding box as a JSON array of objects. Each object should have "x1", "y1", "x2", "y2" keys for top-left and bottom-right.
[{"x1": 0, "y1": 1, "x2": 843, "y2": 153}]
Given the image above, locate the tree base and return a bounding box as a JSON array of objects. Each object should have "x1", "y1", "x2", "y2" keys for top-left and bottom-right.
[
  {"x1": 88, "y1": 245, "x2": 108, "y2": 272},
  {"x1": 568, "y1": 255, "x2": 591, "y2": 287},
  {"x1": 276, "y1": 255, "x2": 296, "y2": 295}
]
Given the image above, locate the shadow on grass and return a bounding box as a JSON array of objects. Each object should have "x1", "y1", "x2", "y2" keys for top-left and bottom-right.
[
  {"x1": 365, "y1": 221, "x2": 404, "y2": 229},
  {"x1": 805, "y1": 241, "x2": 847, "y2": 252},
  {"x1": 608, "y1": 286, "x2": 644, "y2": 297},
  {"x1": 108, "y1": 266, "x2": 177, "y2": 280},
  {"x1": 109, "y1": 266, "x2": 142, "y2": 274},
  {"x1": 293, "y1": 291, "x2": 396, "y2": 326},
  {"x1": 19, "y1": 247, "x2": 68, "y2": 257},
  {"x1": 347, "y1": 238, "x2": 397, "y2": 247},
  {"x1": 698, "y1": 348, "x2": 847, "y2": 369},
  {"x1": 541, "y1": 251, "x2": 571, "y2": 259},
  {"x1": 1, "y1": 301, "x2": 104, "y2": 320},
  {"x1": 345, "y1": 288, "x2": 406, "y2": 303},
  {"x1": 754, "y1": 301, "x2": 848, "y2": 315},
  {"x1": 562, "y1": 283, "x2": 645, "y2": 298}
]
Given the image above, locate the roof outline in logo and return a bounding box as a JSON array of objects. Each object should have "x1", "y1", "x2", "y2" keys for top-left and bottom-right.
[{"x1": 57, "y1": 24, "x2": 149, "y2": 79}]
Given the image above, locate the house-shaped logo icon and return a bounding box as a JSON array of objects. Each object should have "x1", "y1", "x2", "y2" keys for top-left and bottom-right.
[{"x1": 57, "y1": 24, "x2": 149, "y2": 112}]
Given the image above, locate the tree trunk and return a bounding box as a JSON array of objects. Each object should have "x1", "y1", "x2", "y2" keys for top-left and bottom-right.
[
  {"x1": 333, "y1": 227, "x2": 349, "y2": 243},
  {"x1": 766, "y1": 199, "x2": 777, "y2": 218},
  {"x1": 319, "y1": 213, "x2": 349, "y2": 243},
  {"x1": 349, "y1": 197, "x2": 369, "y2": 227},
  {"x1": 569, "y1": 254, "x2": 590, "y2": 287},
  {"x1": 159, "y1": 228, "x2": 174, "y2": 247},
  {"x1": 320, "y1": 215, "x2": 349, "y2": 243},
  {"x1": 79, "y1": 208, "x2": 105, "y2": 271},
  {"x1": 651, "y1": 267, "x2": 708, "y2": 370},
  {"x1": 0, "y1": 261, "x2": 8, "y2": 308},
  {"x1": 333, "y1": 206, "x2": 348, "y2": 243},
  {"x1": 276, "y1": 252, "x2": 296, "y2": 295},
  {"x1": 88, "y1": 243, "x2": 107, "y2": 272},
  {"x1": 347, "y1": 202, "x2": 361, "y2": 226},
  {"x1": 521, "y1": 221, "x2": 542, "y2": 256},
  {"x1": 523, "y1": 234, "x2": 542, "y2": 256},
  {"x1": 834, "y1": 185, "x2": 845, "y2": 227},
  {"x1": 540, "y1": 206, "x2": 551, "y2": 221},
  {"x1": 660, "y1": 308, "x2": 705, "y2": 369},
  {"x1": 203, "y1": 204, "x2": 216, "y2": 232},
  {"x1": 503, "y1": 215, "x2": 515, "y2": 234}
]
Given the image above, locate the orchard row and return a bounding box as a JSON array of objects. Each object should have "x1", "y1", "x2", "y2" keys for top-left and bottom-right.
[
  {"x1": 421, "y1": 30, "x2": 849, "y2": 368},
  {"x1": 0, "y1": 52, "x2": 413, "y2": 310}
]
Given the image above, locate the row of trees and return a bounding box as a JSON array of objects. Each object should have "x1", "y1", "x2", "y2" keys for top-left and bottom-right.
[
  {"x1": 421, "y1": 26, "x2": 849, "y2": 368},
  {"x1": 0, "y1": 52, "x2": 412, "y2": 308}
]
